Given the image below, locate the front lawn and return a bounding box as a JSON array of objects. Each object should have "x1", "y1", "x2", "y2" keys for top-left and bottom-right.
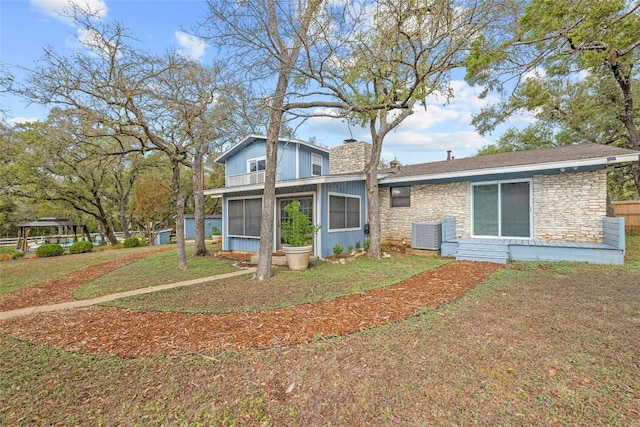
[
  {"x1": 99, "y1": 254, "x2": 449, "y2": 313},
  {"x1": 0, "y1": 237, "x2": 638, "y2": 425}
]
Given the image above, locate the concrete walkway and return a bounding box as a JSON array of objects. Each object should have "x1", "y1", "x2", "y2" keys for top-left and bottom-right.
[{"x1": 0, "y1": 268, "x2": 256, "y2": 321}]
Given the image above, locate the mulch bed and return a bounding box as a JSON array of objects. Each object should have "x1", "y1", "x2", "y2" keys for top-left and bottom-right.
[{"x1": 0, "y1": 259, "x2": 502, "y2": 357}]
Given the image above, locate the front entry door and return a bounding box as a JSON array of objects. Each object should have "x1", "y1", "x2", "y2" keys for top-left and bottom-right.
[{"x1": 277, "y1": 196, "x2": 314, "y2": 251}]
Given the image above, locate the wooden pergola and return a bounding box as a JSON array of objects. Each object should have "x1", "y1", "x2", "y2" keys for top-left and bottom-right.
[{"x1": 16, "y1": 217, "x2": 92, "y2": 252}]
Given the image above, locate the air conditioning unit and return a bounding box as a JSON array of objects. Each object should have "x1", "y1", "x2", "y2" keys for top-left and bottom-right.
[{"x1": 412, "y1": 222, "x2": 442, "y2": 250}]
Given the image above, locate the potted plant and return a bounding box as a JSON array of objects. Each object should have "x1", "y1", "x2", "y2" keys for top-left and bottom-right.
[
  {"x1": 211, "y1": 226, "x2": 222, "y2": 244},
  {"x1": 281, "y1": 201, "x2": 321, "y2": 270}
]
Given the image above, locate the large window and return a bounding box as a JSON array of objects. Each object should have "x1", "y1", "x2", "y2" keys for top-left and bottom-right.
[
  {"x1": 390, "y1": 186, "x2": 411, "y2": 207},
  {"x1": 472, "y1": 180, "x2": 531, "y2": 238},
  {"x1": 329, "y1": 193, "x2": 360, "y2": 231},
  {"x1": 311, "y1": 153, "x2": 323, "y2": 176},
  {"x1": 228, "y1": 198, "x2": 262, "y2": 237}
]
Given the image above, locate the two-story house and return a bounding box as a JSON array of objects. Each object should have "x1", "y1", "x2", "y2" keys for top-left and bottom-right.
[{"x1": 204, "y1": 135, "x2": 369, "y2": 258}]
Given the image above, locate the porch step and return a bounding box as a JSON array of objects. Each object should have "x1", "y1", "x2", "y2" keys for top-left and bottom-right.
[{"x1": 455, "y1": 241, "x2": 509, "y2": 264}]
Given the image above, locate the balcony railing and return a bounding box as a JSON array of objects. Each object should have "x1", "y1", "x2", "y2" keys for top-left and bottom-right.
[{"x1": 226, "y1": 171, "x2": 283, "y2": 187}]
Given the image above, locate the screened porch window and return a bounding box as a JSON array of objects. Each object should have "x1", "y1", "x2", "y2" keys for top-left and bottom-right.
[
  {"x1": 228, "y1": 198, "x2": 262, "y2": 237},
  {"x1": 472, "y1": 180, "x2": 531, "y2": 238},
  {"x1": 329, "y1": 194, "x2": 360, "y2": 231}
]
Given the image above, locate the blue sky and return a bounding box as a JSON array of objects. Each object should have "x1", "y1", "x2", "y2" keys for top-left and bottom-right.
[{"x1": 1, "y1": 0, "x2": 524, "y2": 164}]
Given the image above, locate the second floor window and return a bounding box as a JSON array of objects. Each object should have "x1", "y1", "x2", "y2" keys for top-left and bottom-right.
[
  {"x1": 311, "y1": 153, "x2": 322, "y2": 176},
  {"x1": 248, "y1": 157, "x2": 266, "y2": 173}
]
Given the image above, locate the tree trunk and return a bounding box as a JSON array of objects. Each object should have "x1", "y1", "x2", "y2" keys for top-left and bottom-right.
[
  {"x1": 253, "y1": 0, "x2": 320, "y2": 281},
  {"x1": 609, "y1": 61, "x2": 640, "y2": 195},
  {"x1": 171, "y1": 160, "x2": 188, "y2": 270},
  {"x1": 192, "y1": 146, "x2": 209, "y2": 256},
  {"x1": 254, "y1": 113, "x2": 281, "y2": 280},
  {"x1": 98, "y1": 218, "x2": 119, "y2": 245},
  {"x1": 365, "y1": 124, "x2": 384, "y2": 259},
  {"x1": 117, "y1": 186, "x2": 131, "y2": 239}
]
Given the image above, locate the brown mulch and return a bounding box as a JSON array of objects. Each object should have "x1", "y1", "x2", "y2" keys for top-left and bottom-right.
[
  {"x1": 0, "y1": 260, "x2": 502, "y2": 357},
  {"x1": 0, "y1": 247, "x2": 174, "y2": 311}
]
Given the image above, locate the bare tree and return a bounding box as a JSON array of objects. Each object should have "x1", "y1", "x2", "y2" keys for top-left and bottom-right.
[
  {"x1": 200, "y1": 0, "x2": 323, "y2": 280},
  {"x1": 22, "y1": 11, "x2": 220, "y2": 269},
  {"x1": 287, "y1": 0, "x2": 501, "y2": 258},
  {"x1": 200, "y1": 0, "x2": 499, "y2": 269}
]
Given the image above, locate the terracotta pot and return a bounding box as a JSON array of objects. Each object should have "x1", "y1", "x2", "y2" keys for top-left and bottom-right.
[{"x1": 282, "y1": 244, "x2": 312, "y2": 270}]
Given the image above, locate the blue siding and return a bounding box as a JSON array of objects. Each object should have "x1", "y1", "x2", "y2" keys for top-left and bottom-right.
[
  {"x1": 297, "y1": 145, "x2": 330, "y2": 178},
  {"x1": 225, "y1": 142, "x2": 265, "y2": 176},
  {"x1": 319, "y1": 181, "x2": 367, "y2": 258},
  {"x1": 154, "y1": 229, "x2": 172, "y2": 245},
  {"x1": 184, "y1": 216, "x2": 222, "y2": 239},
  {"x1": 277, "y1": 141, "x2": 298, "y2": 180},
  {"x1": 223, "y1": 138, "x2": 330, "y2": 182}
]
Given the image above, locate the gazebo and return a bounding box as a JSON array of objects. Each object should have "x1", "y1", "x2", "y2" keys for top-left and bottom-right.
[{"x1": 16, "y1": 217, "x2": 92, "y2": 252}]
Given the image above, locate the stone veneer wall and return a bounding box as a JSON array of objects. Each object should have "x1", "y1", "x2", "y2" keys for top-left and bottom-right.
[
  {"x1": 379, "y1": 181, "x2": 470, "y2": 244},
  {"x1": 533, "y1": 169, "x2": 607, "y2": 242},
  {"x1": 378, "y1": 169, "x2": 607, "y2": 245},
  {"x1": 329, "y1": 142, "x2": 372, "y2": 174}
]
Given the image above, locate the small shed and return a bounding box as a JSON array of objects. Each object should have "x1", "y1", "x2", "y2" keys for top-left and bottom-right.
[
  {"x1": 16, "y1": 217, "x2": 92, "y2": 252},
  {"x1": 153, "y1": 228, "x2": 173, "y2": 245},
  {"x1": 183, "y1": 214, "x2": 222, "y2": 239}
]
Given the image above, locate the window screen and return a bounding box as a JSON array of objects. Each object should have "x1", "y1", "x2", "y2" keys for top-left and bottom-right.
[
  {"x1": 329, "y1": 194, "x2": 360, "y2": 230},
  {"x1": 228, "y1": 198, "x2": 262, "y2": 237}
]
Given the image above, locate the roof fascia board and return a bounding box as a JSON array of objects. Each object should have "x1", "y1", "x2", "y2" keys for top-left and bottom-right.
[{"x1": 379, "y1": 154, "x2": 640, "y2": 185}]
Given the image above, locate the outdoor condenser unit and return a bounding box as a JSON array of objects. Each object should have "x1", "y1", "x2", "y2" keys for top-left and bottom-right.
[{"x1": 411, "y1": 221, "x2": 442, "y2": 250}]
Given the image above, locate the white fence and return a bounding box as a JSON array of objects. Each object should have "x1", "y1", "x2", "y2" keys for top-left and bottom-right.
[{"x1": 0, "y1": 232, "x2": 126, "y2": 250}]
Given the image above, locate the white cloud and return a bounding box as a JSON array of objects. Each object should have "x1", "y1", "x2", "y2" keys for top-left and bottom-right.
[
  {"x1": 30, "y1": 0, "x2": 108, "y2": 24},
  {"x1": 5, "y1": 116, "x2": 41, "y2": 126},
  {"x1": 174, "y1": 31, "x2": 207, "y2": 61},
  {"x1": 296, "y1": 78, "x2": 503, "y2": 164}
]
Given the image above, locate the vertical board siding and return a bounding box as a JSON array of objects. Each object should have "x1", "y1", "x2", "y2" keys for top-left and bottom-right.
[
  {"x1": 225, "y1": 142, "x2": 265, "y2": 176},
  {"x1": 614, "y1": 200, "x2": 640, "y2": 233},
  {"x1": 277, "y1": 141, "x2": 298, "y2": 180},
  {"x1": 184, "y1": 217, "x2": 222, "y2": 239},
  {"x1": 319, "y1": 181, "x2": 367, "y2": 258}
]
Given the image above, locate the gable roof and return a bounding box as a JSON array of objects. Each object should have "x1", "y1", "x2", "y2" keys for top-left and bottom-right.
[
  {"x1": 379, "y1": 144, "x2": 640, "y2": 184},
  {"x1": 215, "y1": 134, "x2": 330, "y2": 163}
]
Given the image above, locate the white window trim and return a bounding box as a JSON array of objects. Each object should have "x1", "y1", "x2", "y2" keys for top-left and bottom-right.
[
  {"x1": 327, "y1": 191, "x2": 361, "y2": 232},
  {"x1": 311, "y1": 153, "x2": 323, "y2": 176},
  {"x1": 470, "y1": 178, "x2": 533, "y2": 239},
  {"x1": 247, "y1": 156, "x2": 266, "y2": 173},
  {"x1": 227, "y1": 196, "x2": 263, "y2": 239}
]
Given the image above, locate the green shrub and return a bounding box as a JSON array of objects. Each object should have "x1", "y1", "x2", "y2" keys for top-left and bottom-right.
[
  {"x1": 69, "y1": 241, "x2": 94, "y2": 254},
  {"x1": 0, "y1": 247, "x2": 25, "y2": 259},
  {"x1": 333, "y1": 244, "x2": 344, "y2": 256},
  {"x1": 364, "y1": 240, "x2": 370, "y2": 250},
  {"x1": 35, "y1": 243, "x2": 64, "y2": 258},
  {"x1": 123, "y1": 237, "x2": 141, "y2": 248},
  {"x1": 355, "y1": 241, "x2": 361, "y2": 250}
]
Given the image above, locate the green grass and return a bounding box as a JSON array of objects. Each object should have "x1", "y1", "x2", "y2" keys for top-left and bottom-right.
[
  {"x1": 1, "y1": 242, "x2": 639, "y2": 425},
  {"x1": 1, "y1": 238, "x2": 639, "y2": 425},
  {"x1": 73, "y1": 248, "x2": 239, "y2": 300},
  {"x1": 102, "y1": 255, "x2": 450, "y2": 313},
  {"x1": 0, "y1": 246, "x2": 162, "y2": 296}
]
